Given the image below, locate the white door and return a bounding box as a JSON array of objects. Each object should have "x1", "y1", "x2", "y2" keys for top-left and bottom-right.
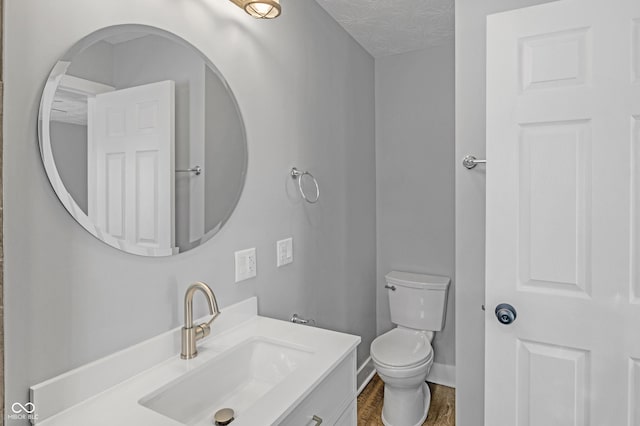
[
  {"x1": 88, "y1": 80, "x2": 176, "y2": 256},
  {"x1": 486, "y1": 1, "x2": 640, "y2": 424}
]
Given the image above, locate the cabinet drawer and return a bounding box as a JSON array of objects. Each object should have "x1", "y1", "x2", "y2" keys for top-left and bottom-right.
[
  {"x1": 280, "y1": 351, "x2": 356, "y2": 426},
  {"x1": 335, "y1": 400, "x2": 356, "y2": 426}
]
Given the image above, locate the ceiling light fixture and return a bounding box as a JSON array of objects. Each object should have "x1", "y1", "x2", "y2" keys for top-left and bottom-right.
[{"x1": 229, "y1": 0, "x2": 281, "y2": 19}]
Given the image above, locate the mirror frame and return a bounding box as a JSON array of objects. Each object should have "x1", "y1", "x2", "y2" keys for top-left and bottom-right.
[{"x1": 38, "y1": 24, "x2": 248, "y2": 256}]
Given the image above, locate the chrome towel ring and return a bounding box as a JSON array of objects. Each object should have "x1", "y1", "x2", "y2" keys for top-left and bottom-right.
[{"x1": 291, "y1": 167, "x2": 320, "y2": 204}]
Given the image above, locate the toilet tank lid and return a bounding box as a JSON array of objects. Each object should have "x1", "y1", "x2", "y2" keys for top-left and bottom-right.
[{"x1": 386, "y1": 271, "x2": 450, "y2": 290}]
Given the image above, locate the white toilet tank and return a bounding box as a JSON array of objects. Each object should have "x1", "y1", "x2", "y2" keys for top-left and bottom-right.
[{"x1": 386, "y1": 271, "x2": 450, "y2": 331}]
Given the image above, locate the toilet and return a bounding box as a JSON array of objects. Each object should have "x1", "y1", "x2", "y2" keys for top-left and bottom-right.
[{"x1": 370, "y1": 271, "x2": 450, "y2": 426}]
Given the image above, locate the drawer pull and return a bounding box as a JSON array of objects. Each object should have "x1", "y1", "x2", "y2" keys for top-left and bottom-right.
[{"x1": 312, "y1": 414, "x2": 323, "y2": 425}]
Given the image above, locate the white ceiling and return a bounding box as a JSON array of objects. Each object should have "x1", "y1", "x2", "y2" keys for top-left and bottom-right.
[
  {"x1": 51, "y1": 91, "x2": 88, "y2": 126},
  {"x1": 314, "y1": 0, "x2": 454, "y2": 58}
]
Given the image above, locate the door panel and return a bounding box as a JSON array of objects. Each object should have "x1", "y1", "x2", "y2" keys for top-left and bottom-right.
[
  {"x1": 105, "y1": 153, "x2": 125, "y2": 238},
  {"x1": 135, "y1": 150, "x2": 160, "y2": 245},
  {"x1": 520, "y1": 28, "x2": 591, "y2": 92},
  {"x1": 516, "y1": 340, "x2": 589, "y2": 426},
  {"x1": 519, "y1": 121, "x2": 591, "y2": 295}
]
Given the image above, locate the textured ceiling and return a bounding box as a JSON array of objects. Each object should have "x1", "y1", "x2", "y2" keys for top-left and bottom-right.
[
  {"x1": 51, "y1": 91, "x2": 88, "y2": 126},
  {"x1": 314, "y1": 0, "x2": 454, "y2": 58}
]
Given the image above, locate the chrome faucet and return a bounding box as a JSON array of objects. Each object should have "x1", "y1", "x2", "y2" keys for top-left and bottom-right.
[{"x1": 181, "y1": 282, "x2": 220, "y2": 359}]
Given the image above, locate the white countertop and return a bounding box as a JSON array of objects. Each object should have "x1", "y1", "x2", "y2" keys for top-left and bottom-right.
[{"x1": 31, "y1": 297, "x2": 360, "y2": 426}]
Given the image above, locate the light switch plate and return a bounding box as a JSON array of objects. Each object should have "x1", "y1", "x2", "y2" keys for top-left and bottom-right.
[
  {"x1": 235, "y1": 248, "x2": 257, "y2": 282},
  {"x1": 277, "y1": 238, "x2": 293, "y2": 267}
]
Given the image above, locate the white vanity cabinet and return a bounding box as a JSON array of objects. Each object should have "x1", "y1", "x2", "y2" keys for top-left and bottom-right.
[
  {"x1": 280, "y1": 350, "x2": 357, "y2": 426},
  {"x1": 335, "y1": 401, "x2": 357, "y2": 425}
]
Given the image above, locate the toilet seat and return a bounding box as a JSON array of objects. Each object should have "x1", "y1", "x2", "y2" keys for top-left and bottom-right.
[{"x1": 371, "y1": 328, "x2": 433, "y2": 369}]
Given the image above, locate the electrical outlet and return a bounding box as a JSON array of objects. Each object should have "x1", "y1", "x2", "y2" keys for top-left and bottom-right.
[
  {"x1": 235, "y1": 248, "x2": 257, "y2": 282},
  {"x1": 277, "y1": 238, "x2": 293, "y2": 267}
]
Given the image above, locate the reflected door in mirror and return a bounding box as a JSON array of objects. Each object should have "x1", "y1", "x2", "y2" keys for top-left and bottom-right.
[{"x1": 88, "y1": 80, "x2": 176, "y2": 256}]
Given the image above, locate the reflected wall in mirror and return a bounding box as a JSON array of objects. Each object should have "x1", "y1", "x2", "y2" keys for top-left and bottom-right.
[{"x1": 39, "y1": 25, "x2": 248, "y2": 256}]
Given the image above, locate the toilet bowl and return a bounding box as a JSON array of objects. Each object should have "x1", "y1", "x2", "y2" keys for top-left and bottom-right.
[
  {"x1": 370, "y1": 271, "x2": 450, "y2": 426},
  {"x1": 371, "y1": 328, "x2": 434, "y2": 426}
]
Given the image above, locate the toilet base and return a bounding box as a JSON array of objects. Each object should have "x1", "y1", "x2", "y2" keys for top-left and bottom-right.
[{"x1": 381, "y1": 382, "x2": 431, "y2": 426}]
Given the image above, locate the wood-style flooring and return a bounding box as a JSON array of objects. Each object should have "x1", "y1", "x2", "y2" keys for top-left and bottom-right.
[{"x1": 357, "y1": 375, "x2": 455, "y2": 426}]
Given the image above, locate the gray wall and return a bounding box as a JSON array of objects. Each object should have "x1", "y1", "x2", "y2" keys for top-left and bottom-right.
[
  {"x1": 375, "y1": 43, "x2": 455, "y2": 368},
  {"x1": 204, "y1": 67, "x2": 245, "y2": 236},
  {"x1": 4, "y1": 0, "x2": 376, "y2": 418},
  {"x1": 67, "y1": 40, "x2": 114, "y2": 86},
  {"x1": 454, "y1": 1, "x2": 556, "y2": 424},
  {"x1": 49, "y1": 121, "x2": 88, "y2": 214}
]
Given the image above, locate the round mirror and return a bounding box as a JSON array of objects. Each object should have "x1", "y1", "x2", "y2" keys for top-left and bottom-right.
[{"x1": 38, "y1": 25, "x2": 247, "y2": 256}]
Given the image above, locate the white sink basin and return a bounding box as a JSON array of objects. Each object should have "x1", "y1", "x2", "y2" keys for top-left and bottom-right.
[{"x1": 139, "y1": 338, "x2": 313, "y2": 425}]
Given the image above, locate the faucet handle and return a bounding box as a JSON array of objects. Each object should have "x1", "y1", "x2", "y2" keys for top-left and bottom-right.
[
  {"x1": 195, "y1": 323, "x2": 211, "y2": 340},
  {"x1": 195, "y1": 309, "x2": 220, "y2": 340},
  {"x1": 200, "y1": 310, "x2": 220, "y2": 330}
]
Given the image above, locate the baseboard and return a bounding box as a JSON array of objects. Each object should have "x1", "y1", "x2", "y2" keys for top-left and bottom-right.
[
  {"x1": 427, "y1": 362, "x2": 456, "y2": 388},
  {"x1": 358, "y1": 358, "x2": 456, "y2": 390},
  {"x1": 356, "y1": 357, "x2": 376, "y2": 395}
]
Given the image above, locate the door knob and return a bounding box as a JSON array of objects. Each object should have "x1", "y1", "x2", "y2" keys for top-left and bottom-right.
[{"x1": 495, "y1": 303, "x2": 517, "y2": 325}]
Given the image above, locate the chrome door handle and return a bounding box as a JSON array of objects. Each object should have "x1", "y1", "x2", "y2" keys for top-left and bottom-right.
[
  {"x1": 312, "y1": 414, "x2": 323, "y2": 425},
  {"x1": 495, "y1": 303, "x2": 517, "y2": 325},
  {"x1": 462, "y1": 155, "x2": 486, "y2": 169},
  {"x1": 384, "y1": 284, "x2": 396, "y2": 291}
]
